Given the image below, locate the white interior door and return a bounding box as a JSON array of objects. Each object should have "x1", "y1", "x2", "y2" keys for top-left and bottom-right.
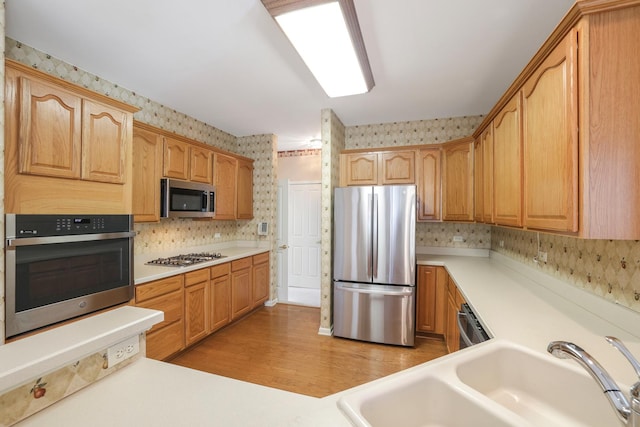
[
  {"x1": 276, "y1": 179, "x2": 289, "y2": 302},
  {"x1": 288, "y1": 182, "x2": 322, "y2": 289}
]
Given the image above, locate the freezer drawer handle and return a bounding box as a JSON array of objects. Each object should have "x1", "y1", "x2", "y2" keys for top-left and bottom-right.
[{"x1": 336, "y1": 283, "x2": 413, "y2": 296}]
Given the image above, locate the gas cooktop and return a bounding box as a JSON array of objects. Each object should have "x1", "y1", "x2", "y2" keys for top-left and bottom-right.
[{"x1": 145, "y1": 252, "x2": 226, "y2": 267}]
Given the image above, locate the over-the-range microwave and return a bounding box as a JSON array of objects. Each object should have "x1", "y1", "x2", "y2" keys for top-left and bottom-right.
[{"x1": 160, "y1": 178, "x2": 216, "y2": 218}]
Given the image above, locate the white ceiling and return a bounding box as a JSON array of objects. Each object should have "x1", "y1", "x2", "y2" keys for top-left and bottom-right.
[{"x1": 6, "y1": 0, "x2": 575, "y2": 152}]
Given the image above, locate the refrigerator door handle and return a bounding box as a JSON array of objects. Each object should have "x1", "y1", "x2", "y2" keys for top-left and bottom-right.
[
  {"x1": 335, "y1": 282, "x2": 413, "y2": 296},
  {"x1": 372, "y1": 192, "x2": 379, "y2": 280}
]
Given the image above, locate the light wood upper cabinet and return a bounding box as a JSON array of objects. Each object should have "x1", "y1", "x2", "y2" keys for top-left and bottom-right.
[
  {"x1": 380, "y1": 151, "x2": 415, "y2": 184},
  {"x1": 17, "y1": 75, "x2": 82, "y2": 180},
  {"x1": 577, "y1": 8, "x2": 640, "y2": 239},
  {"x1": 481, "y1": 127, "x2": 493, "y2": 224},
  {"x1": 493, "y1": 94, "x2": 523, "y2": 227},
  {"x1": 132, "y1": 124, "x2": 163, "y2": 222},
  {"x1": 237, "y1": 158, "x2": 254, "y2": 219},
  {"x1": 163, "y1": 137, "x2": 190, "y2": 180},
  {"x1": 214, "y1": 152, "x2": 238, "y2": 220},
  {"x1": 341, "y1": 152, "x2": 378, "y2": 186},
  {"x1": 189, "y1": 145, "x2": 213, "y2": 184},
  {"x1": 417, "y1": 148, "x2": 441, "y2": 221},
  {"x1": 473, "y1": 138, "x2": 483, "y2": 223},
  {"x1": 82, "y1": 99, "x2": 128, "y2": 184},
  {"x1": 340, "y1": 150, "x2": 415, "y2": 186},
  {"x1": 522, "y1": 31, "x2": 578, "y2": 233},
  {"x1": 442, "y1": 139, "x2": 474, "y2": 222},
  {"x1": 5, "y1": 60, "x2": 136, "y2": 214}
]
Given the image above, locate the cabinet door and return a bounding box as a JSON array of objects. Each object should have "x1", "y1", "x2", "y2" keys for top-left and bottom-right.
[
  {"x1": 210, "y1": 273, "x2": 231, "y2": 332},
  {"x1": 481, "y1": 128, "x2": 494, "y2": 223},
  {"x1": 493, "y1": 94, "x2": 523, "y2": 227},
  {"x1": 237, "y1": 159, "x2": 254, "y2": 219},
  {"x1": 184, "y1": 269, "x2": 210, "y2": 346},
  {"x1": 342, "y1": 153, "x2": 378, "y2": 186},
  {"x1": 163, "y1": 137, "x2": 189, "y2": 180},
  {"x1": 18, "y1": 75, "x2": 82, "y2": 179},
  {"x1": 132, "y1": 125, "x2": 163, "y2": 222},
  {"x1": 445, "y1": 284, "x2": 460, "y2": 353},
  {"x1": 417, "y1": 148, "x2": 441, "y2": 221},
  {"x1": 81, "y1": 99, "x2": 128, "y2": 184},
  {"x1": 214, "y1": 153, "x2": 238, "y2": 220},
  {"x1": 522, "y1": 32, "x2": 578, "y2": 232},
  {"x1": 230, "y1": 258, "x2": 252, "y2": 320},
  {"x1": 190, "y1": 145, "x2": 213, "y2": 184},
  {"x1": 473, "y1": 138, "x2": 483, "y2": 222},
  {"x1": 442, "y1": 140, "x2": 474, "y2": 221},
  {"x1": 380, "y1": 151, "x2": 415, "y2": 184},
  {"x1": 416, "y1": 266, "x2": 437, "y2": 333},
  {"x1": 252, "y1": 253, "x2": 270, "y2": 307}
]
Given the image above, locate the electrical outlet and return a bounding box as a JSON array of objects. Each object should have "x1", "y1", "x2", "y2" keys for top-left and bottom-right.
[
  {"x1": 106, "y1": 335, "x2": 139, "y2": 368},
  {"x1": 538, "y1": 251, "x2": 548, "y2": 262},
  {"x1": 452, "y1": 235, "x2": 464, "y2": 242},
  {"x1": 499, "y1": 240, "x2": 504, "y2": 248},
  {"x1": 214, "y1": 232, "x2": 221, "y2": 238}
]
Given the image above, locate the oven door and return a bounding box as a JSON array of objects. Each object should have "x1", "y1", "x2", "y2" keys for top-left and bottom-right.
[{"x1": 6, "y1": 232, "x2": 134, "y2": 337}]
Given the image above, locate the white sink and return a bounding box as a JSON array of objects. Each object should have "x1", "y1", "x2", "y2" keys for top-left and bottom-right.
[
  {"x1": 455, "y1": 343, "x2": 619, "y2": 427},
  {"x1": 338, "y1": 340, "x2": 622, "y2": 427}
]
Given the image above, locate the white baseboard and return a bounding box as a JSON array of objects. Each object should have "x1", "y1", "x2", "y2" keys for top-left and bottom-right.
[
  {"x1": 264, "y1": 298, "x2": 278, "y2": 307},
  {"x1": 318, "y1": 325, "x2": 333, "y2": 336}
]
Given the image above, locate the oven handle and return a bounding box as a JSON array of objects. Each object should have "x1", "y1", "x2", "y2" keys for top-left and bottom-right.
[
  {"x1": 457, "y1": 311, "x2": 475, "y2": 348},
  {"x1": 6, "y1": 231, "x2": 136, "y2": 248}
]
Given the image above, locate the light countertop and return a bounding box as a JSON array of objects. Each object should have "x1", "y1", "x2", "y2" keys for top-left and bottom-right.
[
  {"x1": 10, "y1": 248, "x2": 640, "y2": 426},
  {"x1": 134, "y1": 242, "x2": 271, "y2": 285}
]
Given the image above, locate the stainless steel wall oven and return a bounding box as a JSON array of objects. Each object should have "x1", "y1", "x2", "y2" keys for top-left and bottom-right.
[{"x1": 5, "y1": 214, "x2": 135, "y2": 338}]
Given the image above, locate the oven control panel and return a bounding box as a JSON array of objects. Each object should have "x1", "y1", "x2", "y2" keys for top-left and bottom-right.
[{"x1": 7, "y1": 214, "x2": 132, "y2": 237}]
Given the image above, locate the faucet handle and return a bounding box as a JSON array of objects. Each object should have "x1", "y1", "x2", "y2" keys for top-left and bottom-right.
[{"x1": 606, "y1": 336, "x2": 640, "y2": 378}]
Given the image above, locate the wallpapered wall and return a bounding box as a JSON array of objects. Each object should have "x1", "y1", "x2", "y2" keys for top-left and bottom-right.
[
  {"x1": 5, "y1": 39, "x2": 279, "y2": 302},
  {"x1": 320, "y1": 109, "x2": 345, "y2": 332}
]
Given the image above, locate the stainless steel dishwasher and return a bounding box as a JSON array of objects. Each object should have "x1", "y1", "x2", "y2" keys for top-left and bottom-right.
[{"x1": 457, "y1": 303, "x2": 491, "y2": 349}]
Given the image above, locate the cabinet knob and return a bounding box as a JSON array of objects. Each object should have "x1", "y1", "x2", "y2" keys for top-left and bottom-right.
[{"x1": 279, "y1": 244, "x2": 289, "y2": 249}]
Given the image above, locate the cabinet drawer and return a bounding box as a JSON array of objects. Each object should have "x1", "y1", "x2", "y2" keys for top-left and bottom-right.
[
  {"x1": 136, "y1": 289, "x2": 183, "y2": 333},
  {"x1": 231, "y1": 257, "x2": 252, "y2": 272},
  {"x1": 252, "y1": 252, "x2": 269, "y2": 265},
  {"x1": 185, "y1": 268, "x2": 209, "y2": 287},
  {"x1": 210, "y1": 262, "x2": 230, "y2": 278},
  {"x1": 135, "y1": 275, "x2": 184, "y2": 302},
  {"x1": 146, "y1": 319, "x2": 184, "y2": 360}
]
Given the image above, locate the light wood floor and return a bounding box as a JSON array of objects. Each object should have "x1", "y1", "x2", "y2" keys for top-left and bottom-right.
[{"x1": 169, "y1": 304, "x2": 448, "y2": 397}]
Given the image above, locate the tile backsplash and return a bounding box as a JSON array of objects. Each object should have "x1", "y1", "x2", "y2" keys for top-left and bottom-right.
[{"x1": 492, "y1": 227, "x2": 640, "y2": 314}]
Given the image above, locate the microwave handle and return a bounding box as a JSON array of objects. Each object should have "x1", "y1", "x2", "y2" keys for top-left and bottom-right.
[{"x1": 7, "y1": 231, "x2": 136, "y2": 248}]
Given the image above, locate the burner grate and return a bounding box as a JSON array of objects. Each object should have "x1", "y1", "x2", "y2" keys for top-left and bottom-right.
[{"x1": 146, "y1": 252, "x2": 226, "y2": 267}]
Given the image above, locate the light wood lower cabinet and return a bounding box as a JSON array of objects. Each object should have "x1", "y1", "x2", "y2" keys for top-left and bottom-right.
[
  {"x1": 252, "y1": 253, "x2": 270, "y2": 307},
  {"x1": 231, "y1": 257, "x2": 253, "y2": 320},
  {"x1": 416, "y1": 266, "x2": 447, "y2": 335},
  {"x1": 210, "y1": 263, "x2": 231, "y2": 332},
  {"x1": 135, "y1": 253, "x2": 269, "y2": 360},
  {"x1": 135, "y1": 275, "x2": 185, "y2": 361},
  {"x1": 184, "y1": 268, "x2": 210, "y2": 346},
  {"x1": 445, "y1": 277, "x2": 466, "y2": 354}
]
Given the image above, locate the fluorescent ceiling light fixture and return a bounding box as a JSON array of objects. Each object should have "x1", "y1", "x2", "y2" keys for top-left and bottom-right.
[{"x1": 262, "y1": 0, "x2": 374, "y2": 98}]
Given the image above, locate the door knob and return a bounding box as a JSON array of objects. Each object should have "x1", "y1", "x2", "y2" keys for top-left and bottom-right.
[{"x1": 279, "y1": 244, "x2": 289, "y2": 249}]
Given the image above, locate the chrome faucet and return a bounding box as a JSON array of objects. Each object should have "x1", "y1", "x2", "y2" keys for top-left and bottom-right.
[{"x1": 548, "y1": 337, "x2": 640, "y2": 426}]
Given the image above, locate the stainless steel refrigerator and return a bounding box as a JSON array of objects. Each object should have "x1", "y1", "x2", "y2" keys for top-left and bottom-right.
[{"x1": 333, "y1": 185, "x2": 416, "y2": 346}]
